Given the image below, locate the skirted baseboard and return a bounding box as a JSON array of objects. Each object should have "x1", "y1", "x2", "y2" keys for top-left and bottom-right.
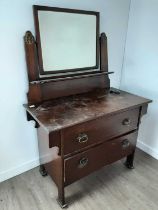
[
  {"x1": 137, "y1": 140, "x2": 158, "y2": 160},
  {"x1": 0, "y1": 158, "x2": 39, "y2": 183}
]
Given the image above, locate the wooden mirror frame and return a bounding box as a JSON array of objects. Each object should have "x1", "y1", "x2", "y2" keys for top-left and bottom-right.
[
  {"x1": 24, "y1": 6, "x2": 113, "y2": 105},
  {"x1": 33, "y1": 5, "x2": 100, "y2": 76}
]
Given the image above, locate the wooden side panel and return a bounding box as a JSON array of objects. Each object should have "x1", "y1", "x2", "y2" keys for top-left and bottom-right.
[
  {"x1": 137, "y1": 104, "x2": 149, "y2": 128},
  {"x1": 44, "y1": 157, "x2": 63, "y2": 188},
  {"x1": 140, "y1": 104, "x2": 148, "y2": 117},
  {"x1": 37, "y1": 126, "x2": 60, "y2": 164},
  {"x1": 27, "y1": 84, "x2": 42, "y2": 105},
  {"x1": 37, "y1": 126, "x2": 63, "y2": 188}
]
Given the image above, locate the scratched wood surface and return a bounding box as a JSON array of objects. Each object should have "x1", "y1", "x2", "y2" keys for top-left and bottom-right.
[
  {"x1": 24, "y1": 89, "x2": 151, "y2": 132},
  {"x1": 0, "y1": 149, "x2": 158, "y2": 210}
]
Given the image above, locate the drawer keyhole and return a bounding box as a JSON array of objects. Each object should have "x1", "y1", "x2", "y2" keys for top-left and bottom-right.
[
  {"x1": 78, "y1": 157, "x2": 88, "y2": 168},
  {"x1": 76, "y1": 133, "x2": 88, "y2": 143}
]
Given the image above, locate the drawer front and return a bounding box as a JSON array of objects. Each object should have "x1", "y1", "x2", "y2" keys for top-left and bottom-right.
[
  {"x1": 65, "y1": 132, "x2": 137, "y2": 185},
  {"x1": 106, "y1": 131, "x2": 138, "y2": 164},
  {"x1": 62, "y1": 108, "x2": 139, "y2": 155}
]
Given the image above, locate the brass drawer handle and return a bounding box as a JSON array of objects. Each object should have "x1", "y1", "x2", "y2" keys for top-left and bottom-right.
[
  {"x1": 78, "y1": 157, "x2": 88, "y2": 168},
  {"x1": 122, "y1": 118, "x2": 131, "y2": 126},
  {"x1": 76, "y1": 133, "x2": 88, "y2": 143},
  {"x1": 122, "y1": 139, "x2": 130, "y2": 149}
]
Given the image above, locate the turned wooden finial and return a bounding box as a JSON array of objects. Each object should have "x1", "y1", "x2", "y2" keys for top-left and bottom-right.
[{"x1": 24, "y1": 31, "x2": 35, "y2": 44}]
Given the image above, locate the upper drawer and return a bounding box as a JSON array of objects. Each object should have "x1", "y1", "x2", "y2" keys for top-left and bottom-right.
[{"x1": 61, "y1": 108, "x2": 140, "y2": 155}]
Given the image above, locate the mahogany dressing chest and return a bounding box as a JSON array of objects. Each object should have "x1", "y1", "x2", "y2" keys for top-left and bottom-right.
[{"x1": 24, "y1": 5, "x2": 151, "y2": 208}]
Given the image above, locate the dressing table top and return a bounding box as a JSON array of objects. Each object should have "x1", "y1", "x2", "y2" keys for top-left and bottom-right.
[{"x1": 24, "y1": 88, "x2": 151, "y2": 132}]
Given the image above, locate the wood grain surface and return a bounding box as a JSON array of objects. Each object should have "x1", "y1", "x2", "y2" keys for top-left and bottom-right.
[{"x1": 24, "y1": 89, "x2": 151, "y2": 133}]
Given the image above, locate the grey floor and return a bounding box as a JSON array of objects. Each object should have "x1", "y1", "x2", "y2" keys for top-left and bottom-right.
[{"x1": 0, "y1": 149, "x2": 158, "y2": 210}]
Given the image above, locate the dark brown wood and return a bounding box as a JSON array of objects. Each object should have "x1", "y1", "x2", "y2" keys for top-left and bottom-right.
[
  {"x1": 24, "y1": 89, "x2": 151, "y2": 133},
  {"x1": 27, "y1": 83, "x2": 42, "y2": 105},
  {"x1": 61, "y1": 108, "x2": 139, "y2": 155},
  {"x1": 23, "y1": 7, "x2": 152, "y2": 207},
  {"x1": 99, "y1": 32, "x2": 110, "y2": 90},
  {"x1": 24, "y1": 31, "x2": 39, "y2": 81},
  {"x1": 124, "y1": 150, "x2": 135, "y2": 169},
  {"x1": 25, "y1": 89, "x2": 151, "y2": 207},
  {"x1": 45, "y1": 157, "x2": 67, "y2": 207},
  {"x1": 27, "y1": 73, "x2": 109, "y2": 104},
  {"x1": 100, "y1": 33, "x2": 108, "y2": 72},
  {"x1": 107, "y1": 132, "x2": 138, "y2": 165},
  {"x1": 33, "y1": 5, "x2": 100, "y2": 75},
  {"x1": 64, "y1": 131, "x2": 138, "y2": 185}
]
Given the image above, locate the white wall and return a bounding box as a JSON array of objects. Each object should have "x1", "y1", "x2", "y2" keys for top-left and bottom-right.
[
  {"x1": 121, "y1": 0, "x2": 158, "y2": 159},
  {"x1": 0, "y1": 0, "x2": 130, "y2": 182}
]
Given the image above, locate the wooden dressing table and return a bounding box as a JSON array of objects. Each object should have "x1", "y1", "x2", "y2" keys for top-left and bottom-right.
[{"x1": 24, "y1": 5, "x2": 151, "y2": 208}]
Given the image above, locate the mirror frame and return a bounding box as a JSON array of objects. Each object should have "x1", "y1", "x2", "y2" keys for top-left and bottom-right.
[{"x1": 33, "y1": 5, "x2": 100, "y2": 76}]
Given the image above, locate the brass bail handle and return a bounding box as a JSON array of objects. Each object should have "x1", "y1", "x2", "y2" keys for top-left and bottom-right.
[
  {"x1": 77, "y1": 133, "x2": 88, "y2": 143},
  {"x1": 78, "y1": 157, "x2": 89, "y2": 168},
  {"x1": 122, "y1": 139, "x2": 130, "y2": 149},
  {"x1": 122, "y1": 118, "x2": 131, "y2": 126}
]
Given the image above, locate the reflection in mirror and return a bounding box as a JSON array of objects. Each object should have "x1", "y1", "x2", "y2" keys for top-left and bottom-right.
[{"x1": 34, "y1": 6, "x2": 99, "y2": 75}]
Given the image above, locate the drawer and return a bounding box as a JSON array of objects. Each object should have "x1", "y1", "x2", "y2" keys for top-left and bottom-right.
[
  {"x1": 64, "y1": 132, "x2": 137, "y2": 185},
  {"x1": 106, "y1": 131, "x2": 138, "y2": 164},
  {"x1": 62, "y1": 108, "x2": 140, "y2": 155}
]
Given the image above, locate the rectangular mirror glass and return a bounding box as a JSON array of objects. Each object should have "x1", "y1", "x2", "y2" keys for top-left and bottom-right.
[{"x1": 34, "y1": 6, "x2": 99, "y2": 75}]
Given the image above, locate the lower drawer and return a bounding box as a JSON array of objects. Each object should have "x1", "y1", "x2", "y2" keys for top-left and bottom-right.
[
  {"x1": 64, "y1": 131, "x2": 137, "y2": 185},
  {"x1": 106, "y1": 131, "x2": 137, "y2": 164}
]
